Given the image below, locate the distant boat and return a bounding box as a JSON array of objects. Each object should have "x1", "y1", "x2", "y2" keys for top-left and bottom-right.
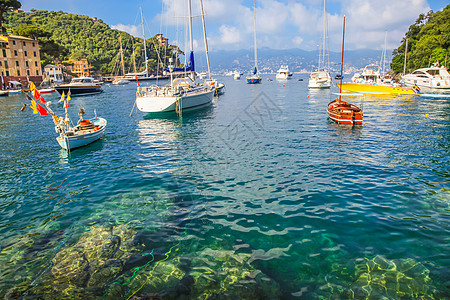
[
  {"x1": 39, "y1": 88, "x2": 56, "y2": 94},
  {"x1": 233, "y1": 71, "x2": 241, "y2": 80},
  {"x1": 402, "y1": 63, "x2": 450, "y2": 90},
  {"x1": 112, "y1": 78, "x2": 129, "y2": 85},
  {"x1": 0, "y1": 90, "x2": 8, "y2": 96},
  {"x1": 308, "y1": 0, "x2": 332, "y2": 89},
  {"x1": 327, "y1": 16, "x2": 363, "y2": 126},
  {"x1": 276, "y1": 65, "x2": 291, "y2": 80},
  {"x1": 55, "y1": 77, "x2": 103, "y2": 96},
  {"x1": 246, "y1": 0, "x2": 261, "y2": 84}
]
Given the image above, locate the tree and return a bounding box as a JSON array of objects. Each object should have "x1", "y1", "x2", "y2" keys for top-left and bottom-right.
[{"x1": 0, "y1": 0, "x2": 21, "y2": 32}]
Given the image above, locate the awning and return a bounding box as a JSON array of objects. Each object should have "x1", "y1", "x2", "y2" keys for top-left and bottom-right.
[
  {"x1": 0, "y1": 35, "x2": 8, "y2": 42},
  {"x1": 9, "y1": 80, "x2": 22, "y2": 85}
]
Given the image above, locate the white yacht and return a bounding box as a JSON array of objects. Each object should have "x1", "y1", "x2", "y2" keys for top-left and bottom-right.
[
  {"x1": 55, "y1": 77, "x2": 103, "y2": 95},
  {"x1": 276, "y1": 65, "x2": 291, "y2": 80},
  {"x1": 402, "y1": 63, "x2": 450, "y2": 90},
  {"x1": 352, "y1": 64, "x2": 382, "y2": 84},
  {"x1": 308, "y1": 0, "x2": 332, "y2": 89},
  {"x1": 233, "y1": 71, "x2": 241, "y2": 80}
]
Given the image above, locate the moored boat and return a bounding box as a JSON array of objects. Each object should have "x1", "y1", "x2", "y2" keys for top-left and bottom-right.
[
  {"x1": 246, "y1": 0, "x2": 262, "y2": 84},
  {"x1": 55, "y1": 77, "x2": 103, "y2": 96},
  {"x1": 134, "y1": 1, "x2": 214, "y2": 114},
  {"x1": 337, "y1": 82, "x2": 417, "y2": 95},
  {"x1": 327, "y1": 16, "x2": 363, "y2": 126},
  {"x1": 0, "y1": 90, "x2": 8, "y2": 96},
  {"x1": 402, "y1": 63, "x2": 450, "y2": 90},
  {"x1": 56, "y1": 116, "x2": 107, "y2": 150},
  {"x1": 39, "y1": 88, "x2": 56, "y2": 94},
  {"x1": 276, "y1": 65, "x2": 291, "y2": 80},
  {"x1": 308, "y1": 0, "x2": 332, "y2": 89}
]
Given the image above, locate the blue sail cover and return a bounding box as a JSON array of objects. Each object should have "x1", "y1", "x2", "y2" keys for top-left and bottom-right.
[
  {"x1": 165, "y1": 51, "x2": 195, "y2": 73},
  {"x1": 253, "y1": 67, "x2": 257, "y2": 75}
]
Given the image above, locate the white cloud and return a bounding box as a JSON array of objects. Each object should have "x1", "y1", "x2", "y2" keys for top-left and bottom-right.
[{"x1": 111, "y1": 24, "x2": 142, "y2": 38}]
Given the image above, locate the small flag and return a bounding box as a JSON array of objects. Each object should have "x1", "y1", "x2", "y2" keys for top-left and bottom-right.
[
  {"x1": 136, "y1": 76, "x2": 140, "y2": 87},
  {"x1": 36, "y1": 102, "x2": 48, "y2": 116},
  {"x1": 66, "y1": 94, "x2": 71, "y2": 102},
  {"x1": 413, "y1": 84, "x2": 421, "y2": 93},
  {"x1": 64, "y1": 101, "x2": 69, "y2": 109},
  {"x1": 30, "y1": 99, "x2": 38, "y2": 114},
  {"x1": 33, "y1": 88, "x2": 41, "y2": 100},
  {"x1": 30, "y1": 81, "x2": 36, "y2": 92},
  {"x1": 58, "y1": 91, "x2": 65, "y2": 103},
  {"x1": 39, "y1": 95, "x2": 45, "y2": 104}
]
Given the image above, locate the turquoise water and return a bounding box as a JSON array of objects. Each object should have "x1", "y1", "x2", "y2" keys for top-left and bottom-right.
[{"x1": 0, "y1": 77, "x2": 449, "y2": 299}]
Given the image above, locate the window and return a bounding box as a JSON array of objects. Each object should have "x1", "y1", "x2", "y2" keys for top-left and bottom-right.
[
  {"x1": 14, "y1": 50, "x2": 17, "y2": 56},
  {"x1": 27, "y1": 70, "x2": 30, "y2": 75},
  {"x1": 35, "y1": 61, "x2": 38, "y2": 67},
  {"x1": 36, "y1": 70, "x2": 39, "y2": 75},
  {"x1": 0, "y1": 61, "x2": 2, "y2": 66},
  {"x1": 15, "y1": 61, "x2": 19, "y2": 67},
  {"x1": 24, "y1": 51, "x2": 27, "y2": 57},
  {"x1": 23, "y1": 41, "x2": 26, "y2": 46},
  {"x1": 34, "y1": 51, "x2": 36, "y2": 57},
  {"x1": 6, "y1": 71, "x2": 9, "y2": 76},
  {"x1": 32, "y1": 42, "x2": 35, "y2": 47},
  {"x1": 17, "y1": 70, "x2": 20, "y2": 76},
  {"x1": 2, "y1": 49, "x2": 5, "y2": 57},
  {"x1": 12, "y1": 41, "x2": 16, "y2": 45},
  {"x1": 26, "y1": 61, "x2": 29, "y2": 68},
  {"x1": 4, "y1": 61, "x2": 8, "y2": 68}
]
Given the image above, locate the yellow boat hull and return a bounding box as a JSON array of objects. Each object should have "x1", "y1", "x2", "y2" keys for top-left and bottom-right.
[{"x1": 338, "y1": 83, "x2": 416, "y2": 95}]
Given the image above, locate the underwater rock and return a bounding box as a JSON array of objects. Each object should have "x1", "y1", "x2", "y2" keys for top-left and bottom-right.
[
  {"x1": 189, "y1": 248, "x2": 282, "y2": 299},
  {"x1": 23, "y1": 224, "x2": 141, "y2": 299}
]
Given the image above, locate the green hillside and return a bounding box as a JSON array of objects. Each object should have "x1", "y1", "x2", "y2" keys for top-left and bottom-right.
[
  {"x1": 5, "y1": 9, "x2": 181, "y2": 75},
  {"x1": 391, "y1": 5, "x2": 450, "y2": 73}
]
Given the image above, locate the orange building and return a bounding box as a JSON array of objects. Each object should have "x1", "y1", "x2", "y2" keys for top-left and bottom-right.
[
  {"x1": 0, "y1": 34, "x2": 43, "y2": 88},
  {"x1": 70, "y1": 58, "x2": 91, "y2": 77},
  {"x1": 156, "y1": 33, "x2": 169, "y2": 47}
]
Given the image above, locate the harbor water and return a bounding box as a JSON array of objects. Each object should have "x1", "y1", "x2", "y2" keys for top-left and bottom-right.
[{"x1": 0, "y1": 76, "x2": 449, "y2": 299}]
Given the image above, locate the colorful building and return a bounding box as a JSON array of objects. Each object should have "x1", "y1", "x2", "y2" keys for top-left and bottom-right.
[
  {"x1": 70, "y1": 58, "x2": 91, "y2": 77},
  {"x1": 0, "y1": 34, "x2": 43, "y2": 89}
]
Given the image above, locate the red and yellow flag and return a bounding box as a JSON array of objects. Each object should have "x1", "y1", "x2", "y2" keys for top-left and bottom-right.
[
  {"x1": 30, "y1": 100, "x2": 38, "y2": 114},
  {"x1": 29, "y1": 81, "x2": 36, "y2": 92},
  {"x1": 36, "y1": 102, "x2": 48, "y2": 116}
]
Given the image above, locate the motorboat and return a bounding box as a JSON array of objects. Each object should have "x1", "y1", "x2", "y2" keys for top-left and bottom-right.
[
  {"x1": 55, "y1": 77, "x2": 103, "y2": 95},
  {"x1": 276, "y1": 65, "x2": 291, "y2": 80},
  {"x1": 0, "y1": 90, "x2": 8, "y2": 96},
  {"x1": 352, "y1": 64, "x2": 382, "y2": 84},
  {"x1": 112, "y1": 78, "x2": 129, "y2": 85},
  {"x1": 402, "y1": 63, "x2": 450, "y2": 90},
  {"x1": 39, "y1": 87, "x2": 56, "y2": 94},
  {"x1": 233, "y1": 71, "x2": 241, "y2": 80}
]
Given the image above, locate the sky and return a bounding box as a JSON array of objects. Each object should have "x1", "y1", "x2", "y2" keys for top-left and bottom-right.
[{"x1": 18, "y1": 0, "x2": 449, "y2": 53}]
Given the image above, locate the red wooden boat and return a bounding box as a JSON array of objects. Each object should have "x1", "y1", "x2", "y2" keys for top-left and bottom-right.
[
  {"x1": 327, "y1": 16, "x2": 363, "y2": 126},
  {"x1": 327, "y1": 97, "x2": 363, "y2": 125}
]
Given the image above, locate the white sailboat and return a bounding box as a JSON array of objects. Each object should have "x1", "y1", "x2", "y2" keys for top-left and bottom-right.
[
  {"x1": 135, "y1": 0, "x2": 214, "y2": 114},
  {"x1": 246, "y1": 0, "x2": 261, "y2": 84},
  {"x1": 308, "y1": 0, "x2": 332, "y2": 89}
]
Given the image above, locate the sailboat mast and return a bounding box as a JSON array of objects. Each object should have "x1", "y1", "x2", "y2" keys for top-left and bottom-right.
[
  {"x1": 321, "y1": 0, "x2": 326, "y2": 70},
  {"x1": 253, "y1": 0, "x2": 258, "y2": 73},
  {"x1": 119, "y1": 35, "x2": 125, "y2": 76},
  {"x1": 403, "y1": 38, "x2": 408, "y2": 75},
  {"x1": 188, "y1": 0, "x2": 194, "y2": 54},
  {"x1": 132, "y1": 39, "x2": 137, "y2": 73},
  {"x1": 338, "y1": 15, "x2": 345, "y2": 101},
  {"x1": 200, "y1": 0, "x2": 211, "y2": 79},
  {"x1": 140, "y1": 7, "x2": 148, "y2": 76}
]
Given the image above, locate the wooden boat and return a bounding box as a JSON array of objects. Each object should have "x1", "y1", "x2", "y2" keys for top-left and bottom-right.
[
  {"x1": 39, "y1": 88, "x2": 56, "y2": 94},
  {"x1": 56, "y1": 117, "x2": 107, "y2": 150},
  {"x1": 327, "y1": 16, "x2": 363, "y2": 126},
  {"x1": 327, "y1": 95, "x2": 363, "y2": 125}
]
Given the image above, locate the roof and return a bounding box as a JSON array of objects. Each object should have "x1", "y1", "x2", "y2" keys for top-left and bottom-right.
[{"x1": 6, "y1": 35, "x2": 37, "y2": 42}]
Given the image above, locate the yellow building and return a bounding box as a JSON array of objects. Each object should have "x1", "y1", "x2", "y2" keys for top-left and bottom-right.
[
  {"x1": 0, "y1": 34, "x2": 43, "y2": 88},
  {"x1": 72, "y1": 58, "x2": 91, "y2": 77}
]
